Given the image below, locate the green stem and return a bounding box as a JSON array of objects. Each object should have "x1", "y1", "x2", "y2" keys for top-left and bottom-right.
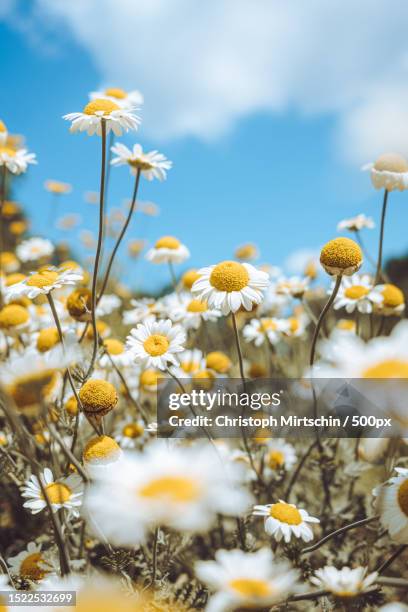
[{"x1": 375, "y1": 189, "x2": 389, "y2": 284}]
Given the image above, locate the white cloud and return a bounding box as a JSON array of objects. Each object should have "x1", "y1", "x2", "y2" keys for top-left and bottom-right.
[{"x1": 8, "y1": 0, "x2": 408, "y2": 162}]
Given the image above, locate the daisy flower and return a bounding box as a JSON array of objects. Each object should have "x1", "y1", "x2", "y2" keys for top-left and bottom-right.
[
  {"x1": 0, "y1": 119, "x2": 8, "y2": 144},
  {"x1": 146, "y1": 236, "x2": 190, "y2": 264},
  {"x1": 253, "y1": 500, "x2": 320, "y2": 543},
  {"x1": 63, "y1": 99, "x2": 140, "y2": 136},
  {"x1": 126, "y1": 318, "x2": 185, "y2": 370},
  {"x1": 171, "y1": 348, "x2": 205, "y2": 378},
  {"x1": 21, "y1": 468, "x2": 83, "y2": 516},
  {"x1": 243, "y1": 317, "x2": 288, "y2": 346},
  {"x1": 192, "y1": 261, "x2": 269, "y2": 315},
  {"x1": 276, "y1": 275, "x2": 309, "y2": 299},
  {"x1": 0, "y1": 145, "x2": 36, "y2": 175},
  {"x1": 83, "y1": 442, "x2": 252, "y2": 544},
  {"x1": 333, "y1": 274, "x2": 379, "y2": 314},
  {"x1": 99, "y1": 338, "x2": 133, "y2": 369},
  {"x1": 16, "y1": 237, "x2": 55, "y2": 263},
  {"x1": 310, "y1": 565, "x2": 378, "y2": 599},
  {"x1": 0, "y1": 304, "x2": 30, "y2": 336},
  {"x1": 5, "y1": 267, "x2": 82, "y2": 301},
  {"x1": 206, "y1": 351, "x2": 232, "y2": 374},
  {"x1": 82, "y1": 435, "x2": 123, "y2": 470},
  {"x1": 337, "y1": 213, "x2": 375, "y2": 232},
  {"x1": 263, "y1": 440, "x2": 297, "y2": 476},
  {"x1": 195, "y1": 548, "x2": 299, "y2": 612},
  {"x1": 114, "y1": 417, "x2": 148, "y2": 449},
  {"x1": 0, "y1": 251, "x2": 19, "y2": 273},
  {"x1": 7, "y1": 541, "x2": 56, "y2": 582},
  {"x1": 165, "y1": 292, "x2": 222, "y2": 330},
  {"x1": 111, "y1": 143, "x2": 172, "y2": 181},
  {"x1": 374, "y1": 467, "x2": 408, "y2": 543},
  {"x1": 122, "y1": 298, "x2": 163, "y2": 325},
  {"x1": 320, "y1": 237, "x2": 363, "y2": 276},
  {"x1": 370, "y1": 283, "x2": 405, "y2": 316},
  {"x1": 365, "y1": 153, "x2": 408, "y2": 191},
  {"x1": 96, "y1": 294, "x2": 121, "y2": 316},
  {"x1": 89, "y1": 86, "x2": 143, "y2": 109},
  {"x1": 283, "y1": 313, "x2": 308, "y2": 338},
  {"x1": 44, "y1": 180, "x2": 72, "y2": 195},
  {"x1": 234, "y1": 243, "x2": 259, "y2": 261}
]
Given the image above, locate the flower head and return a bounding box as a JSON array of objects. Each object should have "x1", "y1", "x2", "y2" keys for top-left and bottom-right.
[
  {"x1": 90, "y1": 86, "x2": 143, "y2": 109},
  {"x1": 111, "y1": 143, "x2": 172, "y2": 181},
  {"x1": 7, "y1": 542, "x2": 56, "y2": 582},
  {"x1": 337, "y1": 213, "x2": 375, "y2": 232},
  {"x1": 310, "y1": 565, "x2": 378, "y2": 599},
  {"x1": 320, "y1": 237, "x2": 363, "y2": 276},
  {"x1": 370, "y1": 283, "x2": 405, "y2": 316},
  {"x1": 79, "y1": 379, "x2": 118, "y2": 419},
  {"x1": 126, "y1": 318, "x2": 185, "y2": 370},
  {"x1": 21, "y1": 468, "x2": 83, "y2": 516},
  {"x1": 253, "y1": 499, "x2": 319, "y2": 543},
  {"x1": 367, "y1": 153, "x2": 408, "y2": 191},
  {"x1": 0, "y1": 146, "x2": 36, "y2": 175},
  {"x1": 63, "y1": 99, "x2": 140, "y2": 136},
  {"x1": 374, "y1": 467, "x2": 408, "y2": 543},
  {"x1": 146, "y1": 236, "x2": 190, "y2": 264},
  {"x1": 6, "y1": 267, "x2": 82, "y2": 301}
]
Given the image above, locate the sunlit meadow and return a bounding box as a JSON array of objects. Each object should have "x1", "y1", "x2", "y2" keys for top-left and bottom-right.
[{"x1": 1, "y1": 60, "x2": 408, "y2": 612}]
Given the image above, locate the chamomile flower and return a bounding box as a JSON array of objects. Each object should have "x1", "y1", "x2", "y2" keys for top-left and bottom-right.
[
  {"x1": 90, "y1": 86, "x2": 143, "y2": 108},
  {"x1": 365, "y1": 153, "x2": 408, "y2": 191},
  {"x1": 98, "y1": 338, "x2": 131, "y2": 369},
  {"x1": 21, "y1": 468, "x2": 83, "y2": 517},
  {"x1": 83, "y1": 442, "x2": 252, "y2": 544},
  {"x1": 63, "y1": 99, "x2": 140, "y2": 136},
  {"x1": 16, "y1": 237, "x2": 54, "y2": 263},
  {"x1": 320, "y1": 237, "x2": 363, "y2": 276},
  {"x1": 0, "y1": 251, "x2": 19, "y2": 273},
  {"x1": 192, "y1": 261, "x2": 269, "y2": 315},
  {"x1": 276, "y1": 276, "x2": 309, "y2": 299},
  {"x1": 195, "y1": 548, "x2": 299, "y2": 612},
  {"x1": 172, "y1": 348, "x2": 205, "y2": 378},
  {"x1": 374, "y1": 467, "x2": 408, "y2": 543},
  {"x1": 44, "y1": 180, "x2": 72, "y2": 195},
  {"x1": 165, "y1": 293, "x2": 222, "y2": 330},
  {"x1": 370, "y1": 284, "x2": 405, "y2": 316},
  {"x1": 0, "y1": 304, "x2": 30, "y2": 335},
  {"x1": 263, "y1": 440, "x2": 297, "y2": 476},
  {"x1": 253, "y1": 500, "x2": 319, "y2": 543},
  {"x1": 234, "y1": 243, "x2": 259, "y2": 261},
  {"x1": 333, "y1": 274, "x2": 379, "y2": 314},
  {"x1": 5, "y1": 267, "x2": 82, "y2": 301},
  {"x1": 82, "y1": 435, "x2": 123, "y2": 469},
  {"x1": 243, "y1": 317, "x2": 288, "y2": 347},
  {"x1": 146, "y1": 236, "x2": 190, "y2": 264},
  {"x1": 206, "y1": 351, "x2": 232, "y2": 374},
  {"x1": 0, "y1": 119, "x2": 8, "y2": 144},
  {"x1": 96, "y1": 294, "x2": 121, "y2": 316},
  {"x1": 7, "y1": 541, "x2": 56, "y2": 582},
  {"x1": 122, "y1": 298, "x2": 162, "y2": 325},
  {"x1": 337, "y1": 214, "x2": 375, "y2": 232},
  {"x1": 111, "y1": 143, "x2": 172, "y2": 181},
  {"x1": 126, "y1": 318, "x2": 185, "y2": 370},
  {"x1": 310, "y1": 565, "x2": 378, "y2": 599},
  {"x1": 0, "y1": 145, "x2": 36, "y2": 175},
  {"x1": 114, "y1": 417, "x2": 148, "y2": 449}
]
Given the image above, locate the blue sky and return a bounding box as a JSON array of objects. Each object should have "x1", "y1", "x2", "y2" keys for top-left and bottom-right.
[{"x1": 2, "y1": 1, "x2": 408, "y2": 292}]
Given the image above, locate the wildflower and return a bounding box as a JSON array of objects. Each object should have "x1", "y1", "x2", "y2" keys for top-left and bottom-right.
[
  {"x1": 79, "y1": 379, "x2": 118, "y2": 420},
  {"x1": 6, "y1": 267, "x2": 82, "y2": 301},
  {"x1": 366, "y1": 153, "x2": 408, "y2": 191},
  {"x1": 7, "y1": 542, "x2": 56, "y2": 581},
  {"x1": 333, "y1": 274, "x2": 379, "y2": 314},
  {"x1": 63, "y1": 99, "x2": 140, "y2": 136},
  {"x1": 337, "y1": 213, "x2": 375, "y2": 232},
  {"x1": 90, "y1": 86, "x2": 143, "y2": 108},
  {"x1": 0, "y1": 252, "x2": 19, "y2": 273},
  {"x1": 181, "y1": 268, "x2": 201, "y2": 290},
  {"x1": 206, "y1": 351, "x2": 232, "y2": 374},
  {"x1": 243, "y1": 317, "x2": 287, "y2": 346},
  {"x1": 100, "y1": 338, "x2": 132, "y2": 368},
  {"x1": 253, "y1": 500, "x2": 319, "y2": 542},
  {"x1": 96, "y1": 294, "x2": 121, "y2": 316},
  {"x1": 195, "y1": 548, "x2": 299, "y2": 611},
  {"x1": 139, "y1": 369, "x2": 163, "y2": 392},
  {"x1": 0, "y1": 145, "x2": 36, "y2": 175},
  {"x1": 374, "y1": 467, "x2": 408, "y2": 543},
  {"x1": 111, "y1": 143, "x2": 172, "y2": 181},
  {"x1": 0, "y1": 119, "x2": 8, "y2": 144},
  {"x1": 234, "y1": 243, "x2": 259, "y2": 261},
  {"x1": 320, "y1": 237, "x2": 363, "y2": 276},
  {"x1": 114, "y1": 418, "x2": 147, "y2": 449},
  {"x1": 82, "y1": 435, "x2": 123, "y2": 468},
  {"x1": 276, "y1": 276, "x2": 309, "y2": 299},
  {"x1": 310, "y1": 565, "x2": 378, "y2": 599},
  {"x1": 44, "y1": 180, "x2": 72, "y2": 195},
  {"x1": 83, "y1": 442, "x2": 252, "y2": 544},
  {"x1": 370, "y1": 283, "x2": 405, "y2": 316},
  {"x1": 36, "y1": 327, "x2": 61, "y2": 353},
  {"x1": 0, "y1": 304, "x2": 30, "y2": 334},
  {"x1": 166, "y1": 293, "x2": 222, "y2": 330},
  {"x1": 66, "y1": 288, "x2": 92, "y2": 322},
  {"x1": 192, "y1": 261, "x2": 269, "y2": 315},
  {"x1": 263, "y1": 440, "x2": 297, "y2": 476},
  {"x1": 21, "y1": 468, "x2": 83, "y2": 516},
  {"x1": 16, "y1": 237, "x2": 54, "y2": 263},
  {"x1": 146, "y1": 236, "x2": 190, "y2": 264},
  {"x1": 126, "y1": 318, "x2": 185, "y2": 370}
]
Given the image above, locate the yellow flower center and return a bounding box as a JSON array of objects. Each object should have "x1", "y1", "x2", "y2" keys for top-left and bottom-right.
[
  {"x1": 83, "y1": 435, "x2": 120, "y2": 462},
  {"x1": 122, "y1": 423, "x2": 144, "y2": 438},
  {"x1": 65, "y1": 396, "x2": 78, "y2": 416},
  {"x1": 206, "y1": 351, "x2": 231, "y2": 373},
  {"x1": 144, "y1": 334, "x2": 170, "y2": 356},
  {"x1": 139, "y1": 476, "x2": 200, "y2": 503},
  {"x1": 182, "y1": 269, "x2": 200, "y2": 289},
  {"x1": 155, "y1": 236, "x2": 181, "y2": 249},
  {"x1": 229, "y1": 578, "x2": 271, "y2": 598},
  {"x1": 397, "y1": 479, "x2": 408, "y2": 517},
  {"x1": 266, "y1": 450, "x2": 285, "y2": 469},
  {"x1": 37, "y1": 327, "x2": 60, "y2": 353},
  {"x1": 381, "y1": 284, "x2": 404, "y2": 307},
  {"x1": 304, "y1": 261, "x2": 317, "y2": 279},
  {"x1": 288, "y1": 317, "x2": 299, "y2": 333},
  {"x1": 129, "y1": 157, "x2": 154, "y2": 171},
  {"x1": 105, "y1": 87, "x2": 127, "y2": 99},
  {"x1": 374, "y1": 152, "x2": 408, "y2": 173},
  {"x1": 79, "y1": 380, "x2": 118, "y2": 415},
  {"x1": 181, "y1": 360, "x2": 200, "y2": 373},
  {"x1": 210, "y1": 261, "x2": 249, "y2": 292},
  {"x1": 363, "y1": 359, "x2": 408, "y2": 378},
  {"x1": 235, "y1": 243, "x2": 257, "y2": 260},
  {"x1": 320, "y1": 237, "x2": 362, "y2": 270},
  {"x1": 26, "y1": 270, "x2": 59, "y2": 288},
  {"x1": 337, "y1": 319, "x2": 356, "y2": 331},
  {"x1": 104, "y1": 338, "x2": 125, "y2": 355},
  {"x1": 0, "y1": 304, "x2": 29, "y2": 328},
  {"x1": 67, "y1": 288, "x2": 92, "y2": 319},
  {"x1": 43, "y1": 482, "x2": 72, "y2": 504},
  {"x1": 344, "y1": 285, "x2": 369, "y2": 300},
  {"x1": 269, "y1": 501, "x2": 302, "y2": 525},
  {"x1": 140, "y1": 369, "x2": 160, "y2": 387},
  {"x1": 187, "y1": 299, "x2": 208, "y2": 313},
  {"x1": 83, "y1": 99, "x2": 120, "y2": 115},
  {"x1": 20, "y1": 552, "x2": 51, "y2": 581},
  {"x1": 9, "y1": 370, "x2": 58, "y2": 410},
  {"x1": 0, "y1": 146, "x2": 16, "y2": 157},
  {"x1": 260, "y1": 318, "x2": 277, "y2": 332},
  {"x1": 0, "y1": 120, "x2": 6, "y2": 133}
]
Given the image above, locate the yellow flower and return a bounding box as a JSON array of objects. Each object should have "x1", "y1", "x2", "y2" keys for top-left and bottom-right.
[{"x1": 320, "y1": 237, "x2": 363, "y2": 276}]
